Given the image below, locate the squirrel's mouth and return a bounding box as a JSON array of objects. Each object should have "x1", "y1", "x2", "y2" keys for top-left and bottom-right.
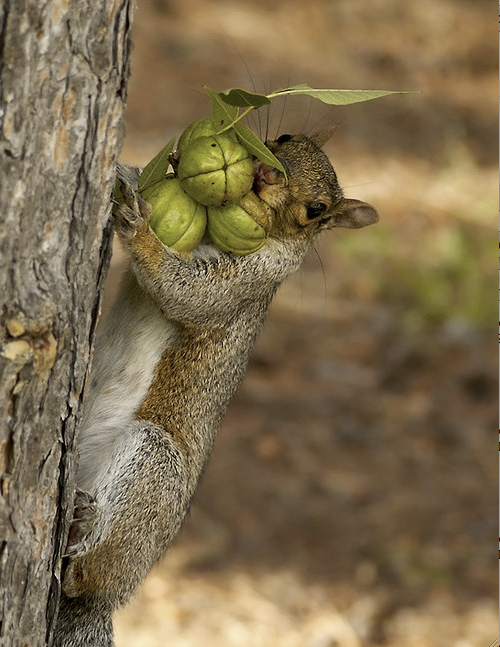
[
  {"x1": 253, "y1": 160, "x2": 287, "y2": 209},
  {"x1": 254, "y1": 160, "x2": 284, "y2": 186}
]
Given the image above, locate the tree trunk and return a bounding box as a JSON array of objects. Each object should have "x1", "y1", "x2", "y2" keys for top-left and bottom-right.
[{"x1": 0, "y1": 2, "x2": 134, "y2": 645}]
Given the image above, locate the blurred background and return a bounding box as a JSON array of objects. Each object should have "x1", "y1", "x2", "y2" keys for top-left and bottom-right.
[{"x1": 110, "y1": 1, "x2": 497, "y2": 645}]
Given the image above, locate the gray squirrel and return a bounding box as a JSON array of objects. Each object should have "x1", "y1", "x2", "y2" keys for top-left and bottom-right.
[{"x1": 52, "y1": 131, "x2": 378, "y2": 646}]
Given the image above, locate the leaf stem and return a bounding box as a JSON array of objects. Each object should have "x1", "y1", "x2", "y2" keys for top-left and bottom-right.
[
  {"x1": 216, "y1": 106, "x2": 256, "y2": 134},
  {"x1": 214, "y1": 90, "x2": 301, "y2": 134}
]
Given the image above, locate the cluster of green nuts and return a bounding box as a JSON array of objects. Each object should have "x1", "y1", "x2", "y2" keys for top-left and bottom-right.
[{"x1": 136, "y1": 119, "x2": 272, "y2": 255}]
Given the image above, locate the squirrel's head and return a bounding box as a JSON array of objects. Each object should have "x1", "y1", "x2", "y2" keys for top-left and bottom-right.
[{"x1": 254, "y1": 130, "x2": 378, "y2": 241}]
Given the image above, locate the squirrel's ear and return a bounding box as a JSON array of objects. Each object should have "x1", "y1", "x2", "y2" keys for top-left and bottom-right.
[
  {"x1": 329, "y1": 198, "x2": 378, "y2": 229},
  {"x1": 309, "y1": 126, "x2": 338, "y2": 148}
]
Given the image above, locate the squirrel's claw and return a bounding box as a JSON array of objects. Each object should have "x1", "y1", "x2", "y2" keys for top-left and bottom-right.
[
  {"x1": 64, "y1": 489, "x2": 98, "y2": 557},
  {"x1": 113, "y1": 180, "x2": 151, "y2": 239}
]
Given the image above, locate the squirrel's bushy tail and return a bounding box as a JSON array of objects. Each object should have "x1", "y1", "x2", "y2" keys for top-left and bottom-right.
[{"x1": 52, "y1": 594, "x2": 113, "y2": 647}]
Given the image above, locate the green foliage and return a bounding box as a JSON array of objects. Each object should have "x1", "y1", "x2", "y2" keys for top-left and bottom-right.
[
  {"x1": 218, "y1": 87, "x2": 271, "y2": 108},
  {"x1": 269, "y1": 84, "x2": 413, "y2": 104},
  {"x1": 204, "y1": 86, "x2": 240, "y2": 131},
  {"x1": 217, "y1": 84, "x2": 413, "y2": 109},
  {"x1": 138, "y1": 136, "x2": 176, "y2": 191},
  {"x1": 332, "y1": 220, "x2": 494, "y2": 332},
  {"x1": 232, "y1": 123, "x2": 286, "y2": 173},
  {"x1": 203, "y1": 83, "x2": 413, "y2": 179}
]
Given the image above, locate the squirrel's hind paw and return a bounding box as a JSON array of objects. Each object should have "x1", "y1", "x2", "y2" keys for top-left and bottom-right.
[{"x1": 64, "y1": 489, "x2": 98, "y2": 557}]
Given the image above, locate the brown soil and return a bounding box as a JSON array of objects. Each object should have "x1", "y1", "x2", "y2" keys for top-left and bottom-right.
[{"x1": 109, "y1": 1, "x2": 497, "y2": 645}]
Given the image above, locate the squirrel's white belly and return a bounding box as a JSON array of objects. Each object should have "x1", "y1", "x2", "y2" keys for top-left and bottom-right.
[{"x1": 76, "y1": 296, "x2": 178, "y2": 493}]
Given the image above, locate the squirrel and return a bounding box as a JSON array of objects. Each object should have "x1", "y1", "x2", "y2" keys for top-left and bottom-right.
[{"x1": 52, "y1": 130, "x2": 378, "y2": 646}]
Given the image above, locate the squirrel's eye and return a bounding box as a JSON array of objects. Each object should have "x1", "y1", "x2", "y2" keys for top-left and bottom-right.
[{"x1": 306, "y1": 202, "x2": 328, "y2": 219}]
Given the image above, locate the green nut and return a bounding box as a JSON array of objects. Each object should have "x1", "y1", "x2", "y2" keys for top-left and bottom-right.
[
  {"x1": 177, "y1": 134, "x2": 254, "y2": 208},
  {"x1": 141, "y1": 178, "x2": 207, "y2": 252},
  {"x1": 177, "y1": 119, "x2": 237, "y2": 155},
  {"x1": 207, "y1": 192, "x2": 272, "y2": 256},
  {"x1": 177, "y1": 119, "x2": 217, "y2": 154}
]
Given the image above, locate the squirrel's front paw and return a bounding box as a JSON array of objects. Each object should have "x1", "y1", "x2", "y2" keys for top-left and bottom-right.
[
  {"x1": 113, "y1": 181, "x2": 152, "y2": 239},
  {"x1": 64, "y1": 489, "x2": 98, "y2": 557}
]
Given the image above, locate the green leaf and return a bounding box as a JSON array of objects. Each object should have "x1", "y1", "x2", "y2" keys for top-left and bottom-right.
[
  {"x1": 218, "y1": 88, "x2": 271, "y2": 108},
  {"x1": 138, "y1": 136, "x2": 176, "y2": 191},
  {"x1": 204, "y1": 85, "x2": 240, "y2": 131},
  {"x1": 270, "y1": 84, "x2": 416, "y2": 105},
  {"x1": 233, "y1": 123, "x2": 287, "y2": 177}
]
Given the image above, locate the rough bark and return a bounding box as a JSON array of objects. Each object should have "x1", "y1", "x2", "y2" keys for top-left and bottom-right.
[{"x1": 0, "y1": 2, "x2": 134, "y2": 645}]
